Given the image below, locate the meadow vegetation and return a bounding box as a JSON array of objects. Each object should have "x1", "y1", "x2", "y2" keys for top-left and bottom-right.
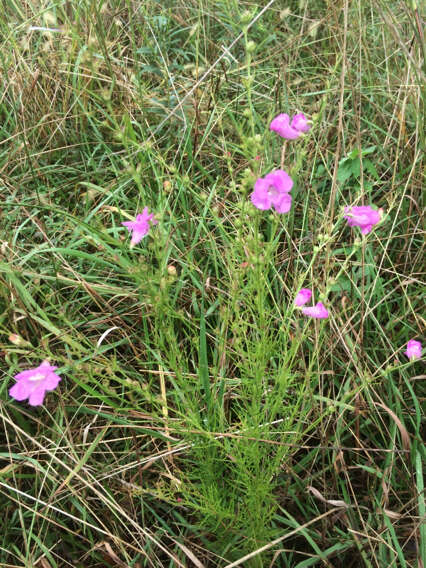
[{"x1": 0, "y1": 0, "x2": 424, "y2": 566}]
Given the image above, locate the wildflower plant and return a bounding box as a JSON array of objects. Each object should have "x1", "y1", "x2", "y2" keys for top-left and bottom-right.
[{"x1": 2, "y1": 4, "x2": 423, "y2": 567}]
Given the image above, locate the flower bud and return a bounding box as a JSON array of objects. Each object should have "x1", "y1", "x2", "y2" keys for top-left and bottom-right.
[
  {"x1": 246, "y1": 40, "x2": 256, "y2": 53},
  {"x1": 9, "y1": 334, "x2": 31, "y2": 347},
  {"x1": 240, "y1": 10, "x2": 252, "y2": 24}
]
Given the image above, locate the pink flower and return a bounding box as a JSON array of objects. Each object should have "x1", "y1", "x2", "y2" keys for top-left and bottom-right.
[
  {"x1": 404, "y1": 339, "x2": 422, "y2": 360},
  {"x1": 343, "y1": 205, "x2": 381, "y2": 235},
  {"x1": 122, "y1": 207, "x2": 158, "y2": 247},
  {"x1": 250, "y1": 170, "x2": 293, "y2": 213},
  {"x1": 302, "y1": 302, "x2": 329, "y2": 319},
  {"x1": 9, "y1": 361, "x2": 61, "y2": 406},
  {"x1": 295, "y1": 289, "x2": 312, "y2": 306},
  {"x1": 270, "y1": 112, "x2": 311, "y2": 140}
]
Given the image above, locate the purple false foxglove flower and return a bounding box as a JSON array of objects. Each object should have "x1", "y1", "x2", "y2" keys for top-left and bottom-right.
[
  {"x1": 302, "y1": 302, "x2": 329, "y2": 319},
  {"x1": 343, "y1": 205, "x2": 381, "y2": 235},
  {"x1": 294, "y1": 289, "x2": 312, "y2": 306},
  {"x1": 404, "y1": 339, "x2": 422, "y2": 360},
  {"x1": 122, "y1": 207, "x2": 158, "y2": 247},
  {"x1": 9, "y1": 361, "x2": 61, "y2": 406},
  {"x1": 270, "y1": 112, "x2": 311, "y2": 139},
  {"x1": 250, "y1": 170, "x2": 293, "y2": 213}
]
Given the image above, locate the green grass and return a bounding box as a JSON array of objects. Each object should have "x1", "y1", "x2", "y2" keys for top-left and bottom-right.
[{"x1": 0, "y1": 0, "x2": 424, "y2": 566}]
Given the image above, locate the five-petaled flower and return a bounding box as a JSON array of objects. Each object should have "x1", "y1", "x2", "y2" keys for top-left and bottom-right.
[
  {"x1": 270, "y1": 113, "x2": 311, "y2": 140},
  {"x1": 343, "y1": 205, "x2": 381, "y2": 235},
  {"x1": 122, "y1": 207, "x2": 158, "y2": 247},
  {"x1": 294, "y1": 289, "x2": 312, "y2": 306},
  {"x1": 250, "y1": 170, "x2": 293, "y2": 213},
  {"x1": 301, "y1": 302, "x2": 329, "y2": 319},
  {"x1": 9, "y1": 361, "x2": 61, "y2": 406},
  {"x1": 404, "y1": 339, "x2": 422, "y2": 360}
]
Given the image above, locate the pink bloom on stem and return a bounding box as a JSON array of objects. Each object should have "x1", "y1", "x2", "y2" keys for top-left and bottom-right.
[
  {"x1": 9, "y1": 361, "x2": 61, "y2": 406},
  {"x1": 122, "y1": 207, "x2": 158, "y2": 247},
  {"x1": 343, "y1": 205, "x2": 381, "y2": 235},
  {"x1": 404, "y1": 339, "x2": 422, "y2": 360},
  {"x1": 270, "y1": 112, "x2": 311, "y2": 140},
  {"x1": 302, "y1": 302, "x2": 329, "y2": 319},
  {"x1": 250, "y1": 170, "x2": 293, "y2": 213},
  {"x1": 295, "y1": 288, "x2": 312, "y2": 306}
]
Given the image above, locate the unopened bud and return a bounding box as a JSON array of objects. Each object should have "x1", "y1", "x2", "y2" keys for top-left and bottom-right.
[
  {"x1": 240, "y1": 10, "x2": 252, "y2": 24},
  {"x1": 246, "y1": 40, "x2": 256, "y2": 53},
  {"x1": 9, "y1": 334, "x2": 30, "y2": 346}
]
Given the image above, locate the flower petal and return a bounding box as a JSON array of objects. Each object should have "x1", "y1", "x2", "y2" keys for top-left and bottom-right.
[
  {"x1": 122, "y1": 221, "x2": 135, "y2": 230},
  {"x1": 13, "y1": 369, "x2": 40, "y2": 381},
  {"x1": 130, "y1": 227, "x2": 149, "y2": 245},
  {"x1": 291, "y1": 113, "x2": 311, "y2": 133},
  {"x1": 9, "y1": 381, "x2": 31, "y2": 401},
  {"x1": 28, "y1": 387, "x2": 46, "y2": 406},
  {"x1": 265, "y1": 170, "x2": 293, "y2": 193},
  {"x1": 43, "y1": 372, "x2": 62, "y2": 390},
  {"x1": 295, "y1": 289, "x2": 312, "y2": 306},
  {"x1": 272, "y1": 193, "x2": 292, "y2": 214},
  {"x1": 251, "y1": 178, "x2": 272, "y2": 210}
]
